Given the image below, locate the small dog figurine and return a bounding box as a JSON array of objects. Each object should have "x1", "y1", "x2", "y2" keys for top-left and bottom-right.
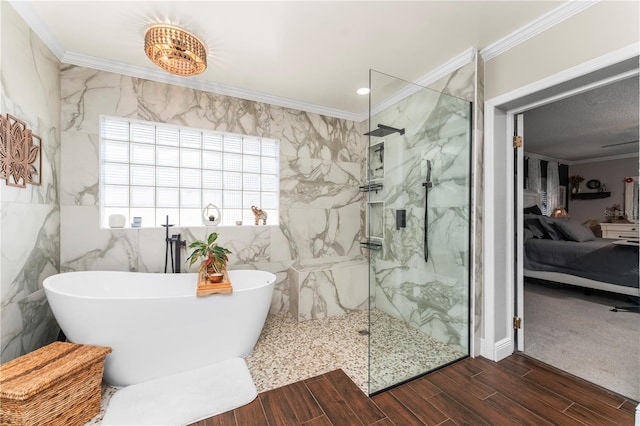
[{"x1": 251, "y1": 205, "x2": 267, "y2": 225}]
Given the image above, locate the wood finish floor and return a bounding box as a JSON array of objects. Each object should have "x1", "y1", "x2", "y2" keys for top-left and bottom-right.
[{"x1": 192, "y1": 353, "x2": 638, "y2": 425}]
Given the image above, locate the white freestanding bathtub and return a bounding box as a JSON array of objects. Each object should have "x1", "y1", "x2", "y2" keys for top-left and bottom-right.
[{"x1": 43, "y1": 270, "x2": 276, "y2": 387}]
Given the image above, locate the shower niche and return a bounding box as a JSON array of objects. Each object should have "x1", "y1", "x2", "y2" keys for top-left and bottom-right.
[
  {"x1": 368, "y1": 141, "x2": 385, "y2": 181},
  {"x1": 367, "y1": 202, "x2": 384, "y2": 241}
]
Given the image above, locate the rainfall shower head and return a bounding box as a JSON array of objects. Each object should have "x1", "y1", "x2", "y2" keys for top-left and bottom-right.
[{"x1": 364, "y1": 124, "x2": 405, "y2": 137}]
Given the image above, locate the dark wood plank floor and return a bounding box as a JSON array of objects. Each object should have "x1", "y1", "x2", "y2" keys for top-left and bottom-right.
[{"x1": 192, "y1": 354, "x2": 637, "y2": 425}]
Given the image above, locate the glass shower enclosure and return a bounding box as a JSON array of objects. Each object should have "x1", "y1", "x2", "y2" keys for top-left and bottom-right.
[{"x1": 364, "y1": 70, "x2": 472, "y2": 394}]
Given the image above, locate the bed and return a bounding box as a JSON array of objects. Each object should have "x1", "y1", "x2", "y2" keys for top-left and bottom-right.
[{"x1": 522, "y1": 191, "x2": 640, "y2": 297}]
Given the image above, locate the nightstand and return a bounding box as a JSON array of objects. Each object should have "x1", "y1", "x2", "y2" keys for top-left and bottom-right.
[{"x1": 599, "y1": 223, "x2": 640, "y2": 239}]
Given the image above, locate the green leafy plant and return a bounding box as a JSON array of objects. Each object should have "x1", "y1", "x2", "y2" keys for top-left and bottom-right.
[{"x1": 186, "y1": 232, "x2": 232, "y2": 274}]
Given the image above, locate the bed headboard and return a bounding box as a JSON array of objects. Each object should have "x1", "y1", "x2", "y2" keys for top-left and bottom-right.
[{"x1": 523, "y1": 189, "x2": 541, "y2": 208}]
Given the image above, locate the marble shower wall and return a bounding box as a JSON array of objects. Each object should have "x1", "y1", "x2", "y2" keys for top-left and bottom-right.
[
  {"x1": 59, "y1": 66, "x2": 367, "y2": 314},
  {"x1": 368, "y1": 62, "x2": 478, "y2": 353},
  {"x1": 472, "y1": 54, "x2": 485, "y2": 356},
  {"x1": 0, "y1": 2, "x2": 61, "y2": 362}
]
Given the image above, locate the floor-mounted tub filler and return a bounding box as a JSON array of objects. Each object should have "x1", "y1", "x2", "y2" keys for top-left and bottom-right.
[{"x1": 43, "y1": 269, "x2": 276, "y2": 387}]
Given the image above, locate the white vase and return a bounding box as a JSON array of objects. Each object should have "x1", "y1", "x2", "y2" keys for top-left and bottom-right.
[{"x1": 108, "y1": 214, "x2": 126, "y2": 228}]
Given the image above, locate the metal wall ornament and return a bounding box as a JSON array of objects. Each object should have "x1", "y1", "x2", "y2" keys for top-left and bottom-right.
[{"x1": 0, "y1": 114, "x2": 42, "y2": 188}]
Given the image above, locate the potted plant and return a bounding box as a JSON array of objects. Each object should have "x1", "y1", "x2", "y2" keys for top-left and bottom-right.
[
  {"x1": 186, "y1": 232, "x2": 232, "y2": 283},
  {"x1": 568, "y1": 175, "x2": 584, "y2": 194}
]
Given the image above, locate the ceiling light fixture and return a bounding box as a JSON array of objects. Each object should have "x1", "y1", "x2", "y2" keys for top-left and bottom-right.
[
  {"x1": 357, "y1": 87, "x2": 370, "y2": 95},
  {"x1": 144, "y1": 25, "x2": 207, "y2": 77}
]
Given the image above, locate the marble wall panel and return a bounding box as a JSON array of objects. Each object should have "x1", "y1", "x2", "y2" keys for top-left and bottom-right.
[
  {"x1": 281, "y1": 157, "x2": 362, "y2": 210},
  {"x1": 226, "y1": 260, "x2": 293, "y2": 315},
  {"x1": 1, "y1": 204, "x2": 59, "y2": 301},
  {"x1": 59, "y1": 66, "x2": 367, "y2": 315},
  {"x1": 60, "y1": 66, "x2": 137, "y2": 133},
  {"x1": 61, "y1": 206, "x2": 175, "y2": 273},
  {"x1": 0, "y1": 202, "x2": 60, "y2": 362},
  {"x1": 368, "y1": 70, "x2": 472, "y2": 353},
  {"x1": 286, "y1": 206, "x2": 362, "y2": 260},
  {"x1": 472, "y1": 54, "x2": 485, "y2": 356},
  {"x1": 60, "y1": 131, "x2": 99, "y2": 206},
  {"x1": 1, "y1": 290, "x2": 59, "y2": 363},
  {"x1": 269, "y1": 226, "x2": 294, "y2": 263},
  {"x1": 290, "y1": 258, "x2": 368, "y2": 321},
  {"x1": 0, "y1": 2, "x2": 61, "y2": 362}
]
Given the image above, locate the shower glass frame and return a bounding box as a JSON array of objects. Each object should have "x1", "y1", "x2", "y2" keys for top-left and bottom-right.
[{"x1": 366, "y1": 69, "x2": 473, "y2": 395}]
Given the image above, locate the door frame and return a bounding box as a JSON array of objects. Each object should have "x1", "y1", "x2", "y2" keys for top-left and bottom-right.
[{"x1": 482, "y1": 42, "x2": 639, "y2": 361}]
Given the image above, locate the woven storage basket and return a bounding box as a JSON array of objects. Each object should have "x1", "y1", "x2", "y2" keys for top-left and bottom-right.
[{"x1": 0, "y1": 341, "x2": 111, "y2": 426}]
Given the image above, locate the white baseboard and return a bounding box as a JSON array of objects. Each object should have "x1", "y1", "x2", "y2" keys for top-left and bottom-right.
[
  {"x1": 479, "y1": 337, "x2": 513, "y2": 361},
  {"x1": 635, "y1": 402, "x2": 640, "y2": 426},
  {"x1": 479, "y1": 337, "x2": 493, "y2": 360},
  {"x1": 495, "y1": 337, "x2": 513, "y2": 361}
]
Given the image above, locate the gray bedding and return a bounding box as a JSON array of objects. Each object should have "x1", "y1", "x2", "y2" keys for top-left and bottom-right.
[{"x1": 524, "y1": 238, "x2": 640, "y2": 288}]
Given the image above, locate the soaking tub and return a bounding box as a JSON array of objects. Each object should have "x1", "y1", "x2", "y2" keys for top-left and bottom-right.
[{"x1": 43, "y1": 270, "x2": 276, "y2": 387}]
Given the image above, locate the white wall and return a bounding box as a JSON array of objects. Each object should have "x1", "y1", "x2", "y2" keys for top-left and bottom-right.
[
  {"x1": 483, "y1": 1, "x2": 639, "y2": 360},
  {"x1": 568, "y1": 156, "x2": 640, "y2": 226},
  {"x1": 485, "y1": 1, "x2": 639, "y2": 100}
]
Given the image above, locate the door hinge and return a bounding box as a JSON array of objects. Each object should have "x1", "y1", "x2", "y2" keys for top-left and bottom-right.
[
  {"x1": 513, "y1": 316, "x2": 522, "y2": 329},
  {"x1": 513, "y1": 136, "x2": 523, "y2": 148}
]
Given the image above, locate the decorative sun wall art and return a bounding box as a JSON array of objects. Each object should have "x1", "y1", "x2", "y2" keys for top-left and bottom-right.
[{"x1": 0, "y1": 114, "x2": 42, "y2": 188}]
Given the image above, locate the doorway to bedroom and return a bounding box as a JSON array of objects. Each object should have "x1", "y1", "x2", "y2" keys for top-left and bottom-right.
[{"x1": 494, "y1": 57, "x2": 640, "y2": 402}]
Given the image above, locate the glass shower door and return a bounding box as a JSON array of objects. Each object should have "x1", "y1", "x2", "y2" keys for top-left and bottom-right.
[{"x1": 366, "y1": 70, "x2": 472, "y2": 394}]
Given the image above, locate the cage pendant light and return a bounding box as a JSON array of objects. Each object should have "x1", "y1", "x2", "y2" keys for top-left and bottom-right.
[{"x1": 144, "y1": 25, "x2": 207, "y2": 76}]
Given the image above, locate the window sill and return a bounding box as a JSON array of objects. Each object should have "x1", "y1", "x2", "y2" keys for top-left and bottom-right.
[{"x1": 101, "y1": 224, "x2": 279, "y2": 230}]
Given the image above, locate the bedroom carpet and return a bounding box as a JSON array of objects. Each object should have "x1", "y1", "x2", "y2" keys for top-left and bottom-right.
[{"x1": 524, "y1": 279, "x2": 640, "y2": 402}]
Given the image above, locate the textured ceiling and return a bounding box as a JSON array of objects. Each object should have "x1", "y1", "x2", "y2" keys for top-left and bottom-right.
[{"x1": 523, "y1": 76, "x2": 639, "y2": 162}]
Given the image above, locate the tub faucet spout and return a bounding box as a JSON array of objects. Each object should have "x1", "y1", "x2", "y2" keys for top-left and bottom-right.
[{"x1": 170, "y1": 234, "x2": 186, "y2": 273}]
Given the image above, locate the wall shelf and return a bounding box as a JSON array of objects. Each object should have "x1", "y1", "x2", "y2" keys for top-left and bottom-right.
[
  {"x1": 359, "y1": 183, "x2": 383, "y2": 193},
  {"x1": 571, "y1": 191, "x2": 611, "y2": 200}
]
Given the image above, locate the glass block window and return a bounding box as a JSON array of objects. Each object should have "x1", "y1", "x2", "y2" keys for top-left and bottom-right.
[{"x1": 99, "y1": 116, "x2": 279, "y2": 227}]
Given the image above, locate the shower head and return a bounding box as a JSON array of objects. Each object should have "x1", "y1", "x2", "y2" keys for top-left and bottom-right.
[{"x1": 364, "y1": 124, "x2": 405, "y2": 137}]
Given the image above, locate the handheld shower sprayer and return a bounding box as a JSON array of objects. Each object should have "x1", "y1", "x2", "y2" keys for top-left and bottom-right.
[
  {"x1": 423, "y1": 160, "x2": 432, "y2": 189},
  {"x1": 422, "y1": 160, "x2": 432, "y2": 262}
]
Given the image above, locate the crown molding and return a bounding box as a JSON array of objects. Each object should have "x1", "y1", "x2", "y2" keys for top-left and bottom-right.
[
  {"x1": 63, "y1": 47, "x2": 476, "y2": 124},
  {"x1": 363, "y1": 48, "x2": 477, "y2": 121},
  {"x1": 569, "y1": 152, "x2": 639, "y2": 165},
  {"x1": 480, "y1": 0, "x2": 599, "y2": 62},
  {"x1": 526, "y1": 150, "x2": 639, "y2": 165},
  {"x1": 61, "y1": 51, "x2": 363, "y2": 122},
  {"x1": 10, "y1": 0, "x2": 603, "y2": 122},
  {"x1": 8, "y1": 0, "x2": 65, "y2": 60}
]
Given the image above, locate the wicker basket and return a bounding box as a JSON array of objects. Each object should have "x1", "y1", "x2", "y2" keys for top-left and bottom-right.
[{"x1": 0, "y1": 341, "x2": 111, "y2": 426}]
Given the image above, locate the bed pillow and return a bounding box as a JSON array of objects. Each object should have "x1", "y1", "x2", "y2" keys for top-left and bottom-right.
[
  {"x1": 554, "y1": 219, "x2": 596, "y2": 242},
  {"x1": 537, "y1": 216, "x2": 564, "y2": 241},
  {"x1": 523, "y1": 205, "x2": 543, "y2": 216},
  {"x1": 524, "y1": 214, "x2": 546, "y2": 238},
  {"x1": 523, "y1": 228, "x2": 535, "y2": 241}
]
